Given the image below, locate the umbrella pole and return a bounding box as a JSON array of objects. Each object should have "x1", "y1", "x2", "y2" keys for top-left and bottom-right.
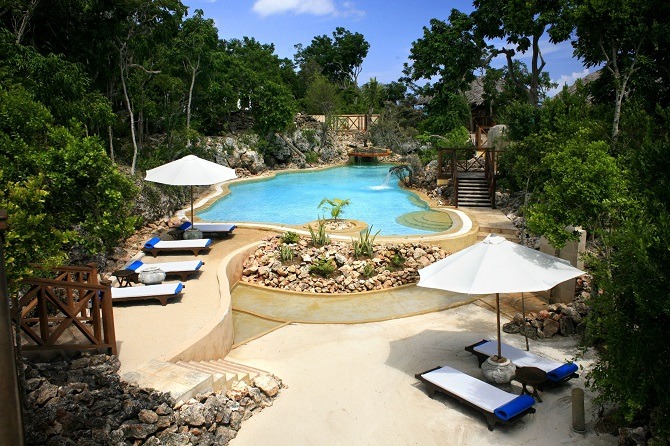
[
  {"x1": 522, "y1": 292, "x2": 529, "y2": 351},
  {"x1": 496, "y1": 293, "x2": 502, "y2": 358},
  {"x1": 190, "y1": 185, "x2": 194, "y2": 224}
]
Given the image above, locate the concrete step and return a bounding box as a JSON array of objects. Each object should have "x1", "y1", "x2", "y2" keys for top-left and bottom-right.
[
  {"x1": 211, "y1": 359, "x2": 267, "y2": 383},
  {"x1": 122, "y1": 359, "x2": 214, "y2": 403},
  {"x1": 174, "y1": 361, "x2": 238, "y2": 392}
]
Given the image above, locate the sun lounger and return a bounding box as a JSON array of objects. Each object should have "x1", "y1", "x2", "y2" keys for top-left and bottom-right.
[
  {"x1": 465, "y1": 339, "x2": 579, "y2": 384},
  {"x1": 111, "y1": 282, "x2": 184, "y2": 306},
  {"x1": 126, "y1": 260, "x2": 204, "y2": 281},
  {"x1": 185, "y1": 221, "x2": 237, "y2": 236},
  {"x1": 416, "y1": 365, "x2": 536, "y2": 430},
  {"x1": 142, "y1": 237, "x2": 212, "y2": 257}
]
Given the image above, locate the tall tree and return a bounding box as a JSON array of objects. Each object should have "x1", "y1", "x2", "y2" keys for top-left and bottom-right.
[
  {"x1": 472, "y1": 0, "x2": 570, "y2": 108},
  {"x1": 569, "y1": 0, "x2": 665, "y2": 148},
  {"x1": 294, "y1": 27, "x2": 369, "y2": 87},
  {"x1": 173, "y1": 9, "x2": 218, "y2": 145}
]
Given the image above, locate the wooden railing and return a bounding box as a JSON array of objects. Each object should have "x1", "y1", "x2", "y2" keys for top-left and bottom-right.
[
  {"x1": 309, "y1": 114, "x2": 380, "y2": 132},
  {"x1": 437, "y1": 147, "x2": 502, "y2": 208},
  {"x1": 14, "y1": 263, "x2": 117, "y2": 355}
]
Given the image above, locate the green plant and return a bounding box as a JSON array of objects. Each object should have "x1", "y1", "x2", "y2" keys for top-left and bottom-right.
[
  {"x1": 318, "y1": 197, "x2": 350, "y2": 221},
  {"x1": 279, "y1": 245, "x2": 295, "y2": 262},
  {"x1": 362, "y1": 262, "x2": 376, "y2": 278},
  {"x1": 308, "y1": 218, "x2": 330, "y2": 247},
  {"x1": 280, "y1": 231, "x2": 300, "y2": 244},
  {"x1": 352, "y1": 226, "x2": 380, "y2": 259},
  {"x1": 309, "y1": 257, "x2": 336, "y2": 277},
  {"x1": 305, "y1": 150, "x2": 319, "y2": 164},
  {"x1": 389, "y1": 251, "x2": 406, "y2": 270}
]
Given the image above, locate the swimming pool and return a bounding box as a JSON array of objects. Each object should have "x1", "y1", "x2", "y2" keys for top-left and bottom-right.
[{"x1": 197, "y1": 165, "x2": 451, "y2": 235}]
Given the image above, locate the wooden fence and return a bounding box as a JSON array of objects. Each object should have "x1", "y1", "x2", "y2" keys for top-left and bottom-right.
[{"x1": 14, "y1": 263, "x2": 117, "y2": 355}]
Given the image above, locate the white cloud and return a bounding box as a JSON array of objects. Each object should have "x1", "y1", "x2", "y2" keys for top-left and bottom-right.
[
  {"x1": 253, "y1": 0, "x2": 336, "y2": 17},
  {"x1": 547, "y1": 68, "x2": 591, "y2": 97},
  {"x1": 252, "y1": 0, "x2": 364, "y2": 18}
]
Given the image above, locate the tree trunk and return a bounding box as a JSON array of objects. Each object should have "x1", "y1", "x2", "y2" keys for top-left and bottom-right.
[
  {"x1": 186, "y1": 57, "x2": 200, "y2": 147},
  {"x1": 108, "y1": 125, "x2": 115, "y2": 163},
  {"x1": 119, "y1": 55, "x2": 139, "y2": 175},
  {"x1": 13, "y1": 0, "x2": 39, "y2": 44}
]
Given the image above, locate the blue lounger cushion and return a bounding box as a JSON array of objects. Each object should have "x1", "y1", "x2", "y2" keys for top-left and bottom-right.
[
  {"x1": 546, "y1": 362, "x2": 579, "y2": 382},
  {"x1": 494, "y1": 394, "x2": 536, "y2": 421},
  {"x1": 144, "y1": 237, "x2": 161, "y2": 249},
  {"x1": 177, "y1": 221, "x2": 192, "y2": 231}
]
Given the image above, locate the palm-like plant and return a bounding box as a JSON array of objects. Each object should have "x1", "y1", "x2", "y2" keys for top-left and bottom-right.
[{"x1": 318, "y1": 197, "x2": 351, "y2": 221}]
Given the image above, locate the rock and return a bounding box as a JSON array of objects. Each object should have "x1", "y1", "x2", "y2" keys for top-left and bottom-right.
[
  {"x1": 178, "y1": 403, "x2": 209, "y2": 426},
  {"x1": 560, "y1": 316, "x2": 576, "y2": 336},
  {"x1": 138, "y1": 409, "x2": 159, "y2": 424},
  {"x1": 215, "y1": 426, "x2": 237, "y2": 444},
  {"x1": 543, "y1": 318, "x2": 560, "y2": 337},
  {"x1": 119, "y1": 421, "x2": 157, "y2": 439},
  {"x1": 33, "y1": 383, "x2": 59, "y2": 406},
  {"x1": 618, "y1": 426, "x2": 648, "y2": 446}
]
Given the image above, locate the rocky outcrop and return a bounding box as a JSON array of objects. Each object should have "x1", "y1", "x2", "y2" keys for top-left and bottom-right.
[
  {"x1": 241, "y1": 235, "x2": 448, "y2": 293},
  {"x1": 22, "y1": 354, "x2": 282, "y2": 445}
]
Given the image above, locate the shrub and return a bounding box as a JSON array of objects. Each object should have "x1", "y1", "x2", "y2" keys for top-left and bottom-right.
[
  {"x1": 305, "y1": 150, "x2": 319, "y2": 164},
  {"x1": 279, "y1": 245, "x2": 295, "y2": 262},
  {"x1": 362, "y1": 262, "x2": 376, "y2": 278},
  {"x1": 352, "y1": 226, "x2": 379, "y2": 259},
  {"x1": 308, "y1": 218, "x2": 330, "y2": 247},
  {"x1": 280, "y1": 231, "x2": 300, "y2": 244},
  {"x1": 309, "y1": 257, "x2": 336, "y2": 277}
]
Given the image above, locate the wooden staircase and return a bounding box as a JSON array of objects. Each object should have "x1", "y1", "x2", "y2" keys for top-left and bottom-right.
[{"x1": 457, "y1": 173, "x2": 491, "y2": 207}]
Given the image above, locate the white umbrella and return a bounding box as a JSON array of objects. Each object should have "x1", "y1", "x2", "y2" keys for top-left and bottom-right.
[
  {"x1": 145, "y1": 154, "x2": 237, "y2": 223},
  {"x1": 418, "y1": 234, "x2": 585, "y2": 358}
]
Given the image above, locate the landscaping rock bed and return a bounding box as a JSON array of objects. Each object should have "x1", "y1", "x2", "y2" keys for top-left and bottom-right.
[
  {"x1": 22, "y1": 354, "x2": 282, "y2": 445},
  {"x1": 240, "y1": 235, "x2": 448, "y2": 293},
  {"x1": 503, "y1": 277, "x2": 591, "y2": 339}
]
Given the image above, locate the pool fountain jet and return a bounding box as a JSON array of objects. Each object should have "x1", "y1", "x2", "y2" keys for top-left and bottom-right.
[{"x1": 370, "y1": 171, "x2": 393, "y2": 190}]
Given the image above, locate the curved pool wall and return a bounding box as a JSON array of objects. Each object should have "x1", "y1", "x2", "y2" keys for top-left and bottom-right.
[{"x1": 197, "y1": 165, "x2": 449, "y2": 236}]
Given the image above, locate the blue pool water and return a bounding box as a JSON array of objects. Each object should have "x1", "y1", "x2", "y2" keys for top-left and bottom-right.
[{"x1": 197, "y1": 165, "x2": 440, "y2": 235}]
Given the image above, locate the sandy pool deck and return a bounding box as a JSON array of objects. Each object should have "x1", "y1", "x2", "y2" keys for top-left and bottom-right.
[{"x1": 227, "y1": 304, "x2": 615, "y2": 446}]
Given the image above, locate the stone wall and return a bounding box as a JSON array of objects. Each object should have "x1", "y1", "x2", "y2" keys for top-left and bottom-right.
[{"x1": 22, "y1": 354, "x2": 282, "y2": 445}]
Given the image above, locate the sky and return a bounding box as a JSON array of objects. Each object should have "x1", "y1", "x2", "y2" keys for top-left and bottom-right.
[{"x1": 182, "y1": 0, "x2": 593, "y2": 97}]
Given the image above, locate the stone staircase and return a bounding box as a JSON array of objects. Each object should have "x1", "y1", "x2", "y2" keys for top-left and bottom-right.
[
  {"x1": 457, "y1": 174, "x2": 491, "y2": 207},
  {"x1": 122, "y1": 358, "x2": 269, "y2": 403}
]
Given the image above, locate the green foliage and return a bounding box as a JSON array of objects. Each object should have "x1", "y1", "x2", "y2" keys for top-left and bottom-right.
[
  {"x1": 280, "y1": 231, "x2": 300, "y2": 244},
  {"x1": 361, "y1": 262, "x2": 376, "y2": 278},
  {"x1": 295, "y1": 27, "x2": 370, "y2": 87},
  {"x1": 526, "y1": 134, "x2": 628, "y2": 248},
  {"x1": 305, "y1": 151, "x2": 319, "y2": 164},
  {"x1": 318, "y1": 197, "x2": 350, "y2": 221},
  {"x1": 279, "y1": 245, "x2": 295, "y2": 262},
  {"x1": 309, "y1": 257, "x2": 337, "y2": 277},
  {"x1": 389, "y1": 252, "x2": 406, "y2": 270},
  {"x1": 352, "y1": 226, "x2": 379, "y2": 259},
  {"x1": 302, "y1": 74, "x2": 341, "y2": 115},
  {"x1": 0, "y1": 87, "x2": 138, "y2": 287},
  {"x1": 308, "y1": 219, "x2": 330, "y2": 247},
  {"x1": 251, "y1": 81, "x2": 297, "y2": 137}
]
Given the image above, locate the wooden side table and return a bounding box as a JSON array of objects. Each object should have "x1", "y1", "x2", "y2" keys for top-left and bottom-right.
[
  {"x1": 112, "y1": 269, "x2": 138, "y2": 287},
  {"x1": 514, "y1": 366, "x2": 547, "y2": 402}
]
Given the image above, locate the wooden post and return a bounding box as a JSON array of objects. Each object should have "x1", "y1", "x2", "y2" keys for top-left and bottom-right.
[{"x1": 0, "y1": 209, "x2": 25, "y2": 445}]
